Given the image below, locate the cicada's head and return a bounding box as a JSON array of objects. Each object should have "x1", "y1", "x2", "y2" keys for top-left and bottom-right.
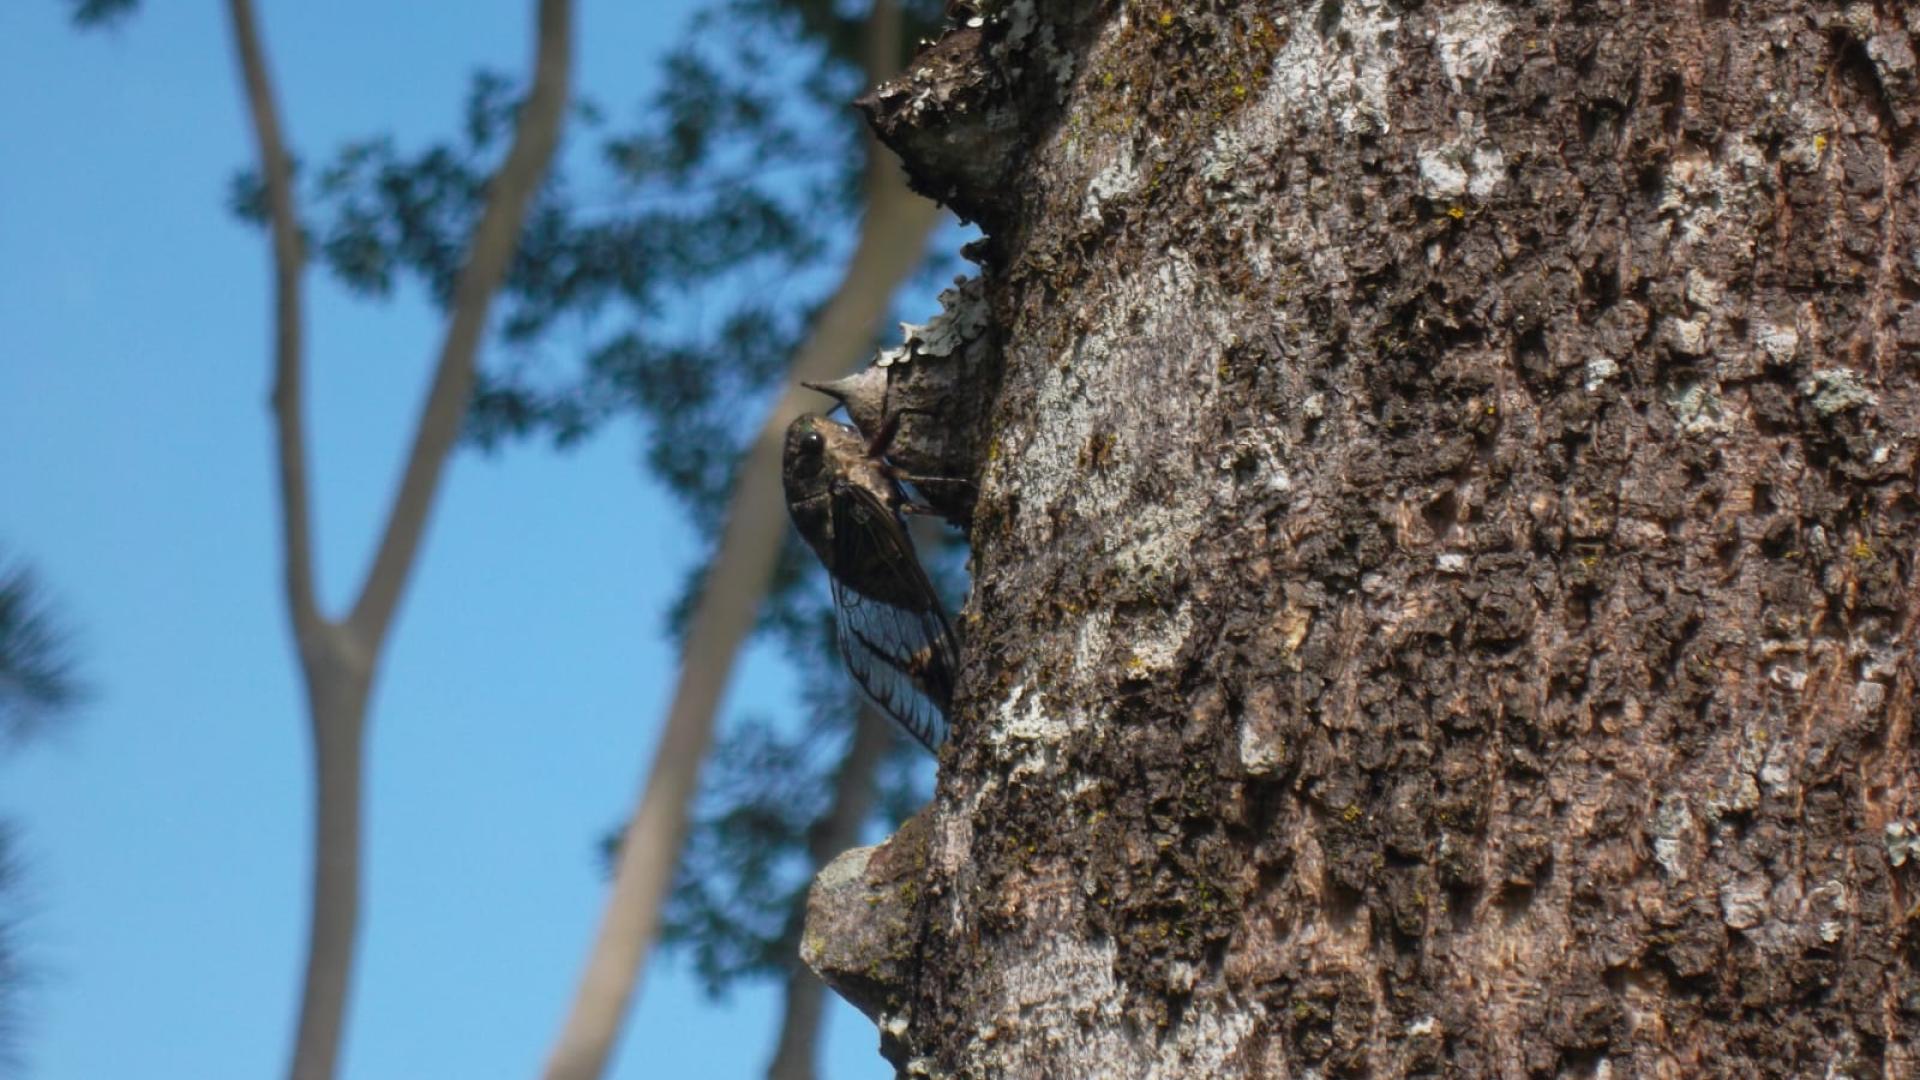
[
  {"x1": 782, "y1": 413, "x2": 875, "y2": 512},
  {"x1": 782, "y1": 414, "x2": 831, "y2": 498},
  {"x1": 783, "y1": 413, "x2": 889, "y2": 578}
]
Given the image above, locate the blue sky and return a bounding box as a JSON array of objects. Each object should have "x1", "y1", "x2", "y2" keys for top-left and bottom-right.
[{"x1": 0, "y1": 2, "x2": 890, "y2": 1076}]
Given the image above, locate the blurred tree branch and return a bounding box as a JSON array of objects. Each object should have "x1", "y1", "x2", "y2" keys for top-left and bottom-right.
[
  {"x1": 763, "y1": 705, "x2": 890, "y2": 1080},
  {"x1": 223, "y1": 2, "x2": 574, "y2": 1078},
  {"x1": 537, "y1": 1, "x2": 939, "y2": 1074}
]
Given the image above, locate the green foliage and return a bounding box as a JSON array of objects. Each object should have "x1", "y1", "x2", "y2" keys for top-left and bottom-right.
[
  {"x1": 660, "y1": 712, "x2": 833, "y2": 992},
  {"x1": 64, "y1": 0, "x2": 137, "y2": 28},
  {"x1": 635, "y1": 595, "x2": 932, "y2": 993},
  {"x1": 649, "y1": 668, "x2": 935, "y2": 996},
  {"x1": 582, "y1": 2, "x2": 953, "y2": 994}
]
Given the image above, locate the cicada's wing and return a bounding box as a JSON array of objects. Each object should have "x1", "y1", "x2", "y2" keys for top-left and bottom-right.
[{"x1": 827, "y1": 481, "x2": 959, "y2": 751}]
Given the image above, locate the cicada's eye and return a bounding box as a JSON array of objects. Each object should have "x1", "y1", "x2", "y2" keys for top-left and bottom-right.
[{"x1": 800, "y1": 430, "x2": 826, "y2": 456}]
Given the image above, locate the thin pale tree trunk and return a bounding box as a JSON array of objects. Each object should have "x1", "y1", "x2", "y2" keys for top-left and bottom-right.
[
  {"x1": 224, "y1": 2, "x2": 574, "y2": 1077},
  {"x1": 536, "y1": 1, "x2": 940, "y2": 1074},
  {"x1": 289, "y1": 655, "x2": 370, "y2": 1080},
  {"x1": 538, "y1": 151, "x2": 940, "y2": 1080}
]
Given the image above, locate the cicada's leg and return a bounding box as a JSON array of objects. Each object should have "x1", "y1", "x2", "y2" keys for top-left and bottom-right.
[{"x1": 892, "y1": 472, "x2": 976, "y2": 519}]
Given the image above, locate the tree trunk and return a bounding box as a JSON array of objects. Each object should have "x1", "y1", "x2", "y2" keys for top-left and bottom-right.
[
  {"x1": 805, "y1": 2, "x2": 1920, "y2": 1076},
  {"x1": 287, "y1": 641, "x2": 370, "y2": 1080},
  {"x1": 225, "y1": 3, "x2": 574, "y2": 1077}
]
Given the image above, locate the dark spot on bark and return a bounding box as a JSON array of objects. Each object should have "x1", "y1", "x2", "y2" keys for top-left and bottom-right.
[
  {"x1": 1444, "y1": 883, "x2": 1482, "y2": 933},
  {"x1": 1314, "y1": 0, "x2": 1343, "y2": 40}
]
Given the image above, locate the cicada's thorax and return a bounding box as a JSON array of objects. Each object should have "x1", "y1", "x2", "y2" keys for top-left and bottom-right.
[
  {"x1": 785, "y1": 486, "x2": 837, "y2": 572},
  {"x1": 781, "y1": 413, "x2": 902, "y2": 572}
]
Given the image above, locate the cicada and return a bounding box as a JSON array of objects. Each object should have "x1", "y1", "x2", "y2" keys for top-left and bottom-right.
[{"x1": 782, "y1": 413, "x2": 959, "y2": 751}]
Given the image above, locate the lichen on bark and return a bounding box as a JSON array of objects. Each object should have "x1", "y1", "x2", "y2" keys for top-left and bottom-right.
[{"x1": 807, "y1": 2, "x2": 1920, "y2": 1076}]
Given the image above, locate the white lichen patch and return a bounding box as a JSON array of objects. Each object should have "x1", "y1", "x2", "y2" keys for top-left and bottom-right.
[
  {"x1": 1705, "y1": 729, "x2": 1764, "y2": 820},
  {"x1": 1867, "y1": 29, "x2": 1917, "y2": 84},
  {"x1": 1263, "y1": 0, "x2": 1404, "y2": 136},
  {"x1": 1809, "y1": 879, "x2": 1849, "y2": 944},
  {"x1": 1852, "y1": 679, "x2": 1887, "y2": 715},
  {"x1": 1584, "y1": 354, "x2": 1620, "y2": 392},
  {"x1": 1034, "y1": 21, "x2": 1076, "y2": 97},
  {"x1": 1777, "y1": 99, "x2": 1835, "y2": 171},
  {"x1": 1022, "y1": 351, "x2": 1119, "y2": 513},
  {"x1": 1685, "y1": 269, "x2": 1725, "y2": 310},
  {"x1": 1083, "y1": 147, "x2": 1143, "y2": 222},
  {"x1": 1801, "y1": 368, "x2": 1877, "y2": 415},
  {"x1": 1001, "y1": 0, "x2": 1036, "y2": 50},
  {"x1": 1432, "y1": 1, "x2": 1510, "y2": 91},
  {"x1": 1071, "y1": 610, "x2": 1117, "y2": 681},
  {"x1": 998, "y1": 682, "x2": 1075, "y2": 744},
  {"x1": 1757, "y1": 752, "x2": 1793, "y2": 798},
  {"x1": 1199, "y1": 128, "x2": 1262, "y2": 210},
  {"x1": 1668, "y1": 380, "x2": 1726, "y2": 434},
  {"x1": 812, "y1": 842, "x2": 874, "y2": 891},
  {"x1": 1755, "y1": 320, "x2": 1800, "y2": 366},
  {"x1": 1660, "y1": 313, "x2": 1710, "y2": 357},
  {"x1": 978, "y1": 0, "x2": 1074, "y2": 102},
  {"x1": 1417, "y1": 148, "x2": 1470, "y2": 198},
  {"x1": 1125, "y1": 604, "x2": 1194, "y2": 675},
  {"x1": 1010, "y1": 252, "x2": 1221, "y2": 578},
  {"x1": 986, "y1": 686, "x2": 1084, "y2": 780},
  {"x1": 1417, "y1": 137, "x2": 1505, "y2": 200},
  {"x1": 1886, "y1": 821, "x2": 1920, "y2": 867},
  {"x1": 1106, "y1": 505, "x2": 1212, "y2": 585},
  {"x1": 878, "y1": 276, "x2": 990, "y2": 367},
  {"x1": 980, "y1": 935, "x2": 1257, "y2": 1077},
  {"x1": 1652, "y1": 795, "x2": 1695, "y2": 879},
  {"x1": 1238, "y1": 720, "x2": 1286, "y2": 775},
  {"x1": 1659, "y1": 137, "x2": 1769, "y2": 250}
]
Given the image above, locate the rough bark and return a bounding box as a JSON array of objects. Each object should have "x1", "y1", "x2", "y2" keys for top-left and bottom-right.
[
  {"x1": 536, "y1": 0, "x2": 940, "y2": 1073},
  {"x1": 808, "y1": 2, "x2": 1920, "y2": 1077},
  {"x1": 226, "y1": 2, "x2": 573, "y2": 1077}
]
